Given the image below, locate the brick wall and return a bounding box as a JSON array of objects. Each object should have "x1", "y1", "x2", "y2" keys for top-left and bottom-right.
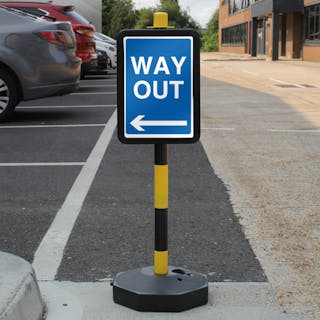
[
  {"x1": 304, "y1": 0, "x2": 320, "y2": 5},
  {"x1": 303, "y1": 46, "x2": 320, "y2": 61},
  {"x1": 219, "y1": 0, "x2": 251, "y2": 53},
  {"x1": 303, "y1": 0, "x2": 320, "y2": 61}
]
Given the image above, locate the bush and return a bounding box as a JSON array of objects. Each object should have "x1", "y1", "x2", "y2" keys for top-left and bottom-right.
[{"x1": 202, "y1": 32, "x2": 219, "y2": 52}]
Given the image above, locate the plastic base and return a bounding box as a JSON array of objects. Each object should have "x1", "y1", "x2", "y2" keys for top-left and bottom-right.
[{"x1": 113, "y1": 266, "x2": 208, "y2": 312}]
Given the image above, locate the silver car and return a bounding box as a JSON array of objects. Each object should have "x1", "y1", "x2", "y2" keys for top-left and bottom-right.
[{"x1": 0, "y1": 5, "x2": 81, "y2": 121}]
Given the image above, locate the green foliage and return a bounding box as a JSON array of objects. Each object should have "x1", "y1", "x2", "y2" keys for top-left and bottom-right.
[
  {"x1": 135, "y1": 7, "x2": 155, "y2": 29},
  {"x1": 206, "y1": 9, "x2": 219, "y2": 34},
  {"x1": 202, "y1": 33, "x2": 219, "y2": 52},
  {"x1": 202, "y1": 9, "x2": 219, "y2": 52},
  {"x1": 102, "y1": 0, "x2": 202, "y2": 40},
  {"x1": 101, "y1": 0, "x2": 115, "y2": 36},
  {"x1": 158, "y1": 0, "x2": 200, "y2": 29},
  {"x1": 102, "y1": 0, "x2": 136, "y2": 38}
]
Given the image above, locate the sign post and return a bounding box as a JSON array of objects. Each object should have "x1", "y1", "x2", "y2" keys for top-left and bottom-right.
[{"x1": 113, "y1": 12, "x2": 208, "y2": 312}]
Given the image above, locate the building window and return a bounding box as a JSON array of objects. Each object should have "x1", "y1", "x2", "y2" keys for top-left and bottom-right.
[
  {"x1": 305, "y1": 4, "x2": 320, "y2": 43},
  {"x1": 229, "y1": 0, "x2": 249, "y2": 14},
  {"x1": 222, "y1": 23, "x2": 248, "y2": 46},
  {"x1": 228, "y1": 0, "x2": 261, "y2": 14}
]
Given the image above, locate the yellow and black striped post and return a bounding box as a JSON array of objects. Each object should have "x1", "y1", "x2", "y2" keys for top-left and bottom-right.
[
  {"x1": 154, "y1": 144, "x2": 168, "y2": 275},
  {"x1": 150, "y1": 12, "x2": 171, "y2": 276},
  {"x1": 113, "y1": 11, "x2": 208, "y2": 312}
]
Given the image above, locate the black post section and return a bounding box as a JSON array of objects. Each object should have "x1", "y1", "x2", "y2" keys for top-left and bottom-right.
[
  {"x1": 251, "y1": 17, "x2": 258, "y2": 57},
  {"x1": 155, "y1": 209, "x2": 168, "y2": 251},
  {"x1": 155, "y1": 144, "x2": 168, "y2": 165},
  {"x1": 272, "y1": 12, "x2": 279, "y2": 61}
]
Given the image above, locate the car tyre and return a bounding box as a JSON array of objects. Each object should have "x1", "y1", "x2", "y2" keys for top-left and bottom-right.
[{"x1": 0, "y1": 69, "x2": 19, "y2": 122}]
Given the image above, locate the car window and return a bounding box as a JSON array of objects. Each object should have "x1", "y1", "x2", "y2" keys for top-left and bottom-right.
[
  {"x1": 0, "y1": 5, "x2": 38, "y2": 20},
  {"x1": 95, "y1": 33, "x2": 116, "y2": 45},
  {"x1": 18, "y1": 7, "x2": 48, "y2": 18},
  {"x1": 62, "y1": 10, "x2": 89, "y2": 25}
]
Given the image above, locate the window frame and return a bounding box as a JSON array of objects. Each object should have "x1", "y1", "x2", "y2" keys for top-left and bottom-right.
[
  {"x1": 305, "y1": 4, "x2": 320, "y2": 45},
  {"x1": 221, "y1": 22, "x2": 248, "y2": 46},
  {"x1": 228, "y1": 0, "x2": 262, "y2": 15}
]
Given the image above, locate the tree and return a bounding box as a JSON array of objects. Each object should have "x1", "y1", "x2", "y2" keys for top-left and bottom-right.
[
  {"x1": 134, "y1": 7, "x2": 155, "y2": 29},
  {"x1": 135, "y1": 0, "x2": 200, "y2": 30},
  {"x1": 202, "y1": 9, "x2": 219, "y2": 52},
  {"x1": 159, "y1": 0, "x2": 200, "y2": 29},
  {"x1": 206, "y1": 9, "x2": 219, "y2": 34},
  {"x1": 102, "y1": 0, "x2": 136, "y2": 38},
  {"x1": 102, "y1": 0, "x2": 115, "y2": 36}
]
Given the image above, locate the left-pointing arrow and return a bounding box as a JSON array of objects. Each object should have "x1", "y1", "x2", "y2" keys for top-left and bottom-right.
[{"x1": 130, "y1": 115, "x2": 188, "y2": 132}]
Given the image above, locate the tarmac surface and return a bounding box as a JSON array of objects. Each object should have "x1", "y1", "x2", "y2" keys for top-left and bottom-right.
[{"x1": 0, "y1": 71, "x2": 265, "y2": 284}]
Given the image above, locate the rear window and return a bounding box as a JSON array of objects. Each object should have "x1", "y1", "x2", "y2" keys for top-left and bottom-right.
[
  {"x1": 17, "y1": 7, "x2": 48, "y2": 18},
  {"x1": 0, "y1": 5, "x2": 38, "y2": 20},
  {"x1": 62, "y1": 9, "x2": 89, "y2": 25}
]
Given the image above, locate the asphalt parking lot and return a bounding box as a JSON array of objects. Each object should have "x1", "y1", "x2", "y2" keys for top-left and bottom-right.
[{"x1": 0, "y1": 71, "x2": 265, "y2": 284}]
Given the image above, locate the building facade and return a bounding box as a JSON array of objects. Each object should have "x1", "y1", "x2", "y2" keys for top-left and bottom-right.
[{"x1": 219, "y1": 0, "x2": 320, "y2": 61}]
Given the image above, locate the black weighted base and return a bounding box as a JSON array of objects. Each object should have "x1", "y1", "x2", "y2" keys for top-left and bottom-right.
[{"x1": 113, "y1": 266, "x2": 208, "y2": 312}]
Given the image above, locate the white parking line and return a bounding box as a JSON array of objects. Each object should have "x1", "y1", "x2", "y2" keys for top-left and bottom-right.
[
  {"x1": 269, "y1": 78, "x2": 305, "y2": 88},
  {"x1": 0, "y1": 124, "x2": 106, "y2": 129},
  {"x1": 268, "y1": 129, "x2": 320, "y2": 133},
  {"x1": 70, "y1": 92, "x2": 117, "y2": 95},
  {"x1": 202, "y1": 127, "x2": 235, "y2": 131},
  {"x1": 241, "y1": 69, "x2": 259, "y2": 76},
  {"x1": 32, "y1": 110, "x2": 117, "y2": 281},
  {"x1": 0, "y1": 162, "x2": 84, "y2": 166},
  {"x1": 79, "y1": 85, "x2": 116, "y2": 88},
  {"x1": 84, "y1": 75, "x2": 116, "y2": 79},
  {"x1": 80, "y1": 79, "x2": 116, "y2": 83},
  {"x1": 16, "y1": 105, "x2": 117, "y2": 109}
]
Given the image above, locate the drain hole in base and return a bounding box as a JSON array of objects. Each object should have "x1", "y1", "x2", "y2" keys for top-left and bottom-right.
[{"x1": 172, "y1": 269, "x2": 185, "y2": 275}]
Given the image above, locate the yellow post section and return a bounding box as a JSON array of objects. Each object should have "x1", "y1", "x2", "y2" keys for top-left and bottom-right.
[
  {"x1": 148, "y1": 12, "x2": 174, "y2": 29},
  {"x1": 153, "y1": 12, "x2": 169, "y2": 28},
  {"x1": 154, "y1": 165, "x2": 168, "y2": 209},
  {"x1": 154, "y1": 250, "x2": 168, "y2": 275}
]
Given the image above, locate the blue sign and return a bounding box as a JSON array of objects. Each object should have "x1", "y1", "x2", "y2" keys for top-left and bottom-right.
[{"x1": 118, "y1": 29, "x2": 200, "y2": 144}]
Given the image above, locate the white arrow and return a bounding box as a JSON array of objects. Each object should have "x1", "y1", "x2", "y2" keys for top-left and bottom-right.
[{"x1": 130, "y1": 115, "x2": 188, "y2": 132}]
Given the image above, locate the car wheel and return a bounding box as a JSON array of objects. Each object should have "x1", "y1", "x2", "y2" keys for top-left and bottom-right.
[{"x1": 0, "y1": 69, "x2": 19, "y2": 122}]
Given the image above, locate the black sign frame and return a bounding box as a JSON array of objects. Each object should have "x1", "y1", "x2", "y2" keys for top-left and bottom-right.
[{"x1": 117, "y1": 28, "x2": 200, "y2": 144}]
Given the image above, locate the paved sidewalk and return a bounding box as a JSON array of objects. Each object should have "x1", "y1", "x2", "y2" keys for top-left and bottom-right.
[
  {"x1": 200, "y1": 53, "x2": 320, "y2": 318},
  {"x1": 39, "y1": 280, "x2": 312, "y2": 320}
]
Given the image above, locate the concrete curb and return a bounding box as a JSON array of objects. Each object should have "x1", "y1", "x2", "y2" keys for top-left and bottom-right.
[{"x1": 0, "y1": 252, "x2": 43, "y2": 320}]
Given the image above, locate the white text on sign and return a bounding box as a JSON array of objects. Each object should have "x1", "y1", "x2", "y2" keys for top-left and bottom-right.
[{"x1": 130, "y1": 56, "x2": 186, "y2": 100}]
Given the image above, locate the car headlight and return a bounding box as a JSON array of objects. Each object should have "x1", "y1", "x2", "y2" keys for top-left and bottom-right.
[{"x1": 108, "y1": 46, "x2": 116, "y2": 52}]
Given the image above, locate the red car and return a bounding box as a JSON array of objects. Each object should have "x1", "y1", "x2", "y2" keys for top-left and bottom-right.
[{"x1": 0, "y1": 2, "x2": 97, "y2": 77}]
